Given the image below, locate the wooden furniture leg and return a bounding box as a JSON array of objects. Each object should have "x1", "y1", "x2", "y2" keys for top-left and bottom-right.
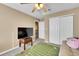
[
  {"x1": 31, "y1": 40, "x2": 33, "y2": 46},
  {"x1": 24, "y1": 43, "x2": 26, "y2": 50},
  {"x1": 19, "y1": 40, "x2": 21, "y2": 47}
]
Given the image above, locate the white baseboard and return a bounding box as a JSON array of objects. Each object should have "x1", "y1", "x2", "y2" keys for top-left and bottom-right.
[{"x1": 0, "y1": 46, "x2": 19, "y2": 55}]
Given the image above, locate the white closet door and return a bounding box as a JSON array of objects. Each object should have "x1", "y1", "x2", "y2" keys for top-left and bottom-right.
[
  {"x1": 49, "y1": 16, "x2": 73, "y2": 44},
  {"x1": 39, "y1": 21, "x2": 45, "y2": 39},
  {"x1": 49, "y1": 17, "x2": 60, "y2": 44},
  {"x1": 59, "y1": 16, "x2": 73, "y2": 44}
]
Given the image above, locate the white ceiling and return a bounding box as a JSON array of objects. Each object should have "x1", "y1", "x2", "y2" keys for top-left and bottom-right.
[{"x1": 3, "y1": 3, "x2": 79, "y2": 19}]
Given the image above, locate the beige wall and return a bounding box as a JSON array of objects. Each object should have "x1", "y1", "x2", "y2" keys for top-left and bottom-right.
[
  {"x1": 73, "y1": 14, "x2": 79, "y2": 37},
  {"x1": 0, "y1": 4, "x2": 36, "y2": 52},
  {"x1": 44, "y1": 7, "x2": 79, "y2": 42},
  {"x1": 44, "y1": 17, "x2": 49, "y2": 42}
]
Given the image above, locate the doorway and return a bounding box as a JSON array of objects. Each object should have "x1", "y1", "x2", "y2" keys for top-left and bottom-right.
[{"x1": 35, "y1": 22, "x2": 39, "y2": 39}]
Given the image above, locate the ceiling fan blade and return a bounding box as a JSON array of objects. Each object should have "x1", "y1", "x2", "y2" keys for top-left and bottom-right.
[
  {"x1": 43, "y1": 5, "x2": 48, "y2": 12},
  {"x1": 20, "y1": 3, "x2": 26, "y2": 4},
  {"x1": 20, "y1": 3, "x2": 31, "y2": 5},
  {"x1": 32, "y1": 7, "x2": 36, "y2": 13}
]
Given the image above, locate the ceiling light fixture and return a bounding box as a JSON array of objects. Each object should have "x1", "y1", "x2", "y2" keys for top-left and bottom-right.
[{"x1": 35, "y1": 3, "x2": 44, "y2": 9}]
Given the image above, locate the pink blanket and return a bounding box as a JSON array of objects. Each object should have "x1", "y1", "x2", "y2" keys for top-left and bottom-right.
[{"x1": 67, "y1": 39, "x2": 79, "y2": 49}]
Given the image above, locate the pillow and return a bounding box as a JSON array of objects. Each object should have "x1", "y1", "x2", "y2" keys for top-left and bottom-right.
[
  {"x1": 74, "y1": 37, "x2": 79, "y2": 39},
  {"x1": 67, "y1": 37, "x2": 75, "y2": 41},
  {"x1": 67, "y1": 39, "x2": 79, "y2": 49}
]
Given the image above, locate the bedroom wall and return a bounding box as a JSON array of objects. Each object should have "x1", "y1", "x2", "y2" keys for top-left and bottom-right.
[
  {"x1": 0, "y1": 4, "x2": 35, "y2": 53},
  {"x1": 44, "y1": 7, "x2": 79, "y2": 42}
]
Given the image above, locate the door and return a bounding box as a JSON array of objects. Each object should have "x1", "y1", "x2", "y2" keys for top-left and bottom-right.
[
  {"x1": 49, "y1": 17, "x2": 60, "y2": 44},
  {"x1": 59, "y1": 16, "x2": 73, "y2": 44},
  {"x1": 39, "y1": 21, "x2": 45, "y2": 39},
  {"x1": 49, "y1": 16, "x2": 73, "y2": 44}
]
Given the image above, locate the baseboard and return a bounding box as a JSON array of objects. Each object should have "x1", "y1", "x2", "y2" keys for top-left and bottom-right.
[{"x1": 0, "y1": 46, "x2": 19, "y2": 55}]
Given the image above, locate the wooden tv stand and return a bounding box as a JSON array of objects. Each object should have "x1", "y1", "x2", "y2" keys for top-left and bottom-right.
[{"x1": 19, "y1": 37, "x2": 33, "y2": 50}]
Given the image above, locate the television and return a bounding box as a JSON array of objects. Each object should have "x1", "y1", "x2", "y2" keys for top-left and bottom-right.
[{"x1": 18, "y1": 27, "x2": 33, "y2": 39}]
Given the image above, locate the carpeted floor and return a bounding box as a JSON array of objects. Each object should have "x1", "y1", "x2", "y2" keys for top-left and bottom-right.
[
  {"x1": 16, "y1": 43, "x2": 60, "y2": 56},
  {"x1": 1, "y1": 39, "x2": 46, "y2": 56}
]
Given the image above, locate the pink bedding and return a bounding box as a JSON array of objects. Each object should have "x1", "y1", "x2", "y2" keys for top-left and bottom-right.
[{"x1": 67, "y1": 38, "x2": 79, "y2": 49}]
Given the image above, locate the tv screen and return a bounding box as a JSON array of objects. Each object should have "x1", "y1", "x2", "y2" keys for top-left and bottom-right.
[{"x1": 18, "y1": 27, "x2": 33, "y2": 39}]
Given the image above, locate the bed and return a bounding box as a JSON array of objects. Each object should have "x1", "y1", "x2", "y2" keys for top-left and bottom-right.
[{"x1": 16, "y1": 43, "x2": 60, "y2": 56}]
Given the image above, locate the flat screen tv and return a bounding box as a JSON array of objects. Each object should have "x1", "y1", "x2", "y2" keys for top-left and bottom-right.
[{"x1": 18, "y1": 27, "x2": 33, "y2": 39}]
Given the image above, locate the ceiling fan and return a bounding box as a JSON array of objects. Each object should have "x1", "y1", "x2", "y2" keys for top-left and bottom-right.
[{"x1": 20, "y1": 3, "x2": 48, "y2": 13}]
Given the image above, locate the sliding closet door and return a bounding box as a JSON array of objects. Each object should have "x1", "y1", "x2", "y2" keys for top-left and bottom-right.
[
  {"x1": 49, "y1": 17, "x2": 60, "y2": 44},
  {"x1": 59, "y1": 16, "x2": 73, "y2": 44},
  {"x1": 49, "y1": 16, "x2": 73, "y2": 44}
]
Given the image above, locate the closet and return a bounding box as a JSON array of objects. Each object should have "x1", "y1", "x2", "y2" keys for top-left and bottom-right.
[{"x1": 49, "y1": 15, "x2": 73, "y2": 44}]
